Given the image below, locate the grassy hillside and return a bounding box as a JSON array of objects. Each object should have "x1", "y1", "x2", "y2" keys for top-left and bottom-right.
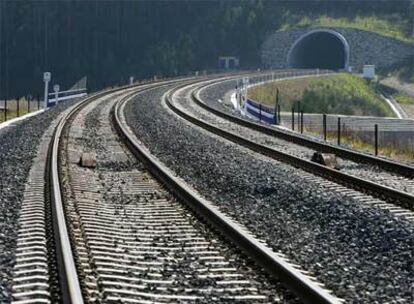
[
  {"x1": 279, "y1": 14, "x2": 413, "y2": 43},
  {"x1": 248, "y1": 74, "x2": 395, "y2": 117},
  {"x1": 393, "y1": 93, "x2": 414, "y2": 105}
]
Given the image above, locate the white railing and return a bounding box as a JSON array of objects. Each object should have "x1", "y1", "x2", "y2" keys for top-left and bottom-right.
[{"x1": 48, "y1": 88, "x2": 87, "y2": 105}]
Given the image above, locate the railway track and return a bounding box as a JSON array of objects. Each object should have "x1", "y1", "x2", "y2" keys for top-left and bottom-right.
[
  {"x1": 9, "y1": 85, "x2": 149, "y2": 303},
  {"x1": 165, "y1": 78, "x2": 414, "y2": 217},
  {"x1": 9, "y1": 78, "x2": 346, "y2": 303},
  {"x1": 122, "y1": 75, "x2": 414, "y2": 303},
  {"x1": 197, "y1": 77, "x2": 414, "y2": 178},
  {"x1": 9, "y1": 81, "x2": 182, "y2": 303},
  {"x1": 199, "y1": 75, "x2": 414, "y2": 176}
]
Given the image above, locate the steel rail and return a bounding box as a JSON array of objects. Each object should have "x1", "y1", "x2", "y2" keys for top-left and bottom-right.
[
  {"x1": 167, "y1": 82, "x2": 414, "y2": 209},
  {"x1": 50, "y1": 104, "x2": 84, "y2": 304},
  {"x1": 47, "y1": 78, "x2": 186, "y2": 303},
  {"x1": 43, "y1": 73, "x2": 295, "y2": 302},
  {"x1": 192, "y1": 82, "x2": 414, "y2": 178},
  {"x1": 114, "y1": 83, "x2": 343, "y2": 304}
]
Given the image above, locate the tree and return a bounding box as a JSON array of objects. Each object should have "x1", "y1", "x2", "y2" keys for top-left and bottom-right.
[
  {"x1": 0, "y1": 0, "x2": 411, "y2": 99},
  {"x1": 410, "y1": 0, "x2": 414, "y2": 37}
]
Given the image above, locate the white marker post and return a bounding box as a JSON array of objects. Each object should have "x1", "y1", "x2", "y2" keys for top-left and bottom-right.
[
  {"x1": 43, "y1": 72, "x2": 51, "y2": 108},
  {"x1": 241, "y1": 77, "x2": 249, "y2": 105},
  {"x1": 129, "y1": 76, "x2": 134, "y2": 85},
  {"x1": 53, "y1": 84, "x2": 60, "y2": 105}
]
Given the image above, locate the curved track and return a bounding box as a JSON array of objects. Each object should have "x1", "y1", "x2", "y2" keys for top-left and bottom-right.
[
  {"x1": 199, "y1": 77, "x2": 414, "y2": 175},
  {"x1": 167, "y1": 78, "x2": 414, "y2": 214},
  {"x1": 145, "y1": 76, "x2": 413, "y2": 300},
  {"x1": 10, "y1": 84, "x2": 155, "y2": 303},
  {"x1": 115, "y1": 82, "x2": 341, "y2": 303},
  {"x1": 9, "y1": 72, "x2": 414, "y2": 303},
  {"x1": 10, "y1": 77, "x2": 348, "y2": 303},
  {"x1": 122, "y1": 75, "x2": 414, "y2": 304}
]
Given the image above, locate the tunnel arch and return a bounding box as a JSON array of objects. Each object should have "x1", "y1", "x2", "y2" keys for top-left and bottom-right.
[{"x1": 287, "y1": 29, "x2": 350, "y2": 70}]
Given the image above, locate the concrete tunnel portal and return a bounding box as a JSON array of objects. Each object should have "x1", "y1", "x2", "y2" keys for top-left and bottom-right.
[{"x1": 287, "y1": 29, "x2": 350, "y2": 70}]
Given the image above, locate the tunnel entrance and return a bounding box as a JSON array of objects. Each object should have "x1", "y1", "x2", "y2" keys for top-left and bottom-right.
[{"x1": 288, "y1": 30, "x2": 349, "y2": 70}]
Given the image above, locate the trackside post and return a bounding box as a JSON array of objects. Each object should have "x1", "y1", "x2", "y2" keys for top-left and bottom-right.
[
  {"x1": 337, "y1": 117, "x2": 341, "y2": 146},
  {"x1": 375, "y1": 124, "x2": 379, "y2": 156},
  {"x1": 43, "y1": 72, "x2": 51, "y2": 108}
]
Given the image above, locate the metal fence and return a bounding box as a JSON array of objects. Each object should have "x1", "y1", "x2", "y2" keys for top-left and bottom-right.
[
  {"x1": 240, "y1": 70, "x2": 414, "y2": 161},
  {"x1": 279, "y1": 112, "x2": 414, "y2": 159}
]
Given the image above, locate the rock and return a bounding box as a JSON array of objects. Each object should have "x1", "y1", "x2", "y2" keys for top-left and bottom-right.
[
  {"x1": 311, "y1": 152, "x2": 337, "y2": 169},
  {"x1": 80, "y1": 152, "x2": 97, "y2": 168}
]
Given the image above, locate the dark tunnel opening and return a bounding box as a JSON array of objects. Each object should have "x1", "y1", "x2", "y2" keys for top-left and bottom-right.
[{"x1": 288, "y1": 31, "x2": 348, "y2": 70}]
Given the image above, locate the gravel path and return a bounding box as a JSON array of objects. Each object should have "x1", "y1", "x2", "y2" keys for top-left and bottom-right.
[
  {"x1": 125, "y1": 84, "x2": 414, "y2": 303},
  {"x1": 0, "y1": 99, "x2": 79, "y2": 303}
]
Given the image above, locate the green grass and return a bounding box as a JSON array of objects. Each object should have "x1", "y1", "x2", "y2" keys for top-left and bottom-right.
[
  {"x1": 394, "y1": 93, "x2": 414, "y2": 105},
  {"x1": 320, "y1": 131, "x2": 414, "y2": 162},
  {"x1": 278, "y1": 15, "x2": 414, "y2": 43},
  {"x1": 298, "y1": 127, "x2": 414, "y2": 162},
  {"x1": 248, "y1": 74, "x2": 395, "y2": 117}
]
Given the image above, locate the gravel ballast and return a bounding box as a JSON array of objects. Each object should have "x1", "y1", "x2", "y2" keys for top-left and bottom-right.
[
  {"x1": 125, "y1": 84, "x2": 414, "y2": 303},
  {"x1": 68, "y1": 93, "x2": 300, "y2": 303},
  {"x1": 0, "y1": 100, "x2": 79, "y2": 303}
]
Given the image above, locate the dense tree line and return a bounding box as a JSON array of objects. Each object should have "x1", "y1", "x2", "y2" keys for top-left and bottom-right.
[{"x1": 0, "y1": 0, "x2": 411, "y2": 99}]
